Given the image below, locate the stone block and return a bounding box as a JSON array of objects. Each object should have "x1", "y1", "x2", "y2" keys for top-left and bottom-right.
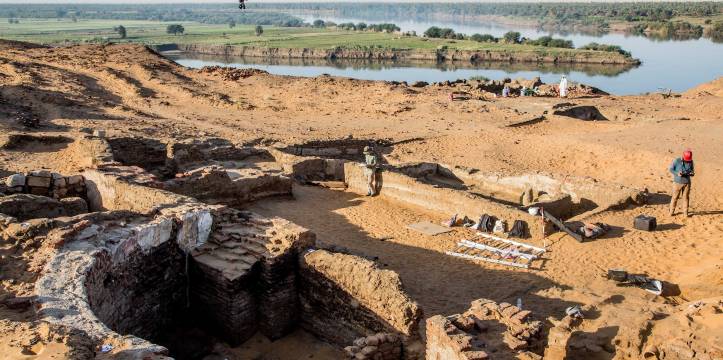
[
  {"x1": 26, "y1": 176, "x2": 51, "y2": 188},
  {"x1": 5, "y1": 174, "x2": 25, "y2": 187},
  {"x1": 67, "y1": 175, "x2": 84, "y2": 185}
]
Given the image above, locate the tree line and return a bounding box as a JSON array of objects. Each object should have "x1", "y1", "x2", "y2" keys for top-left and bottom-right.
[
  {"x1": 423, "y1": 27, "x2": 631, "y2": 56},
  {"x1": 0, "y1": 4, "x2": 304, "y2": 27},
  {"x1": 252, "y1": 2, "x2": 721, "y2": 23}
]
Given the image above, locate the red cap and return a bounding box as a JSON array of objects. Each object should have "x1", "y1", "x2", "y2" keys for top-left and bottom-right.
[{"x1": 682, "y1": 149, "x2": 693, "y2": 161}]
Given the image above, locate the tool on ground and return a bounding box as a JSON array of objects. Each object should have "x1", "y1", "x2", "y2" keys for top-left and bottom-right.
[
  {"x1": 606, "y1": 269, "x2": 663, "y2": 295},
  {"x1": 446, "y1": 232, "x2": 546, "y2": 269},
  {"x1": 542, "y1": 210, "x2": 583, "y2": 242}
]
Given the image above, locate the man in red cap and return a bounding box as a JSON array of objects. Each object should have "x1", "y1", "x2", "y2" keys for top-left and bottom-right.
[{"x1": 669, "y1": 149, "x2": 695, "y2": 217}]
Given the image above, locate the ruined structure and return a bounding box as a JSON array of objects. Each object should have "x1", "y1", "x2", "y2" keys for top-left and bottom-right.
[
  {"x1": 0, "y1": 133, "x2": 426, "y2": 359},
  {"x1": 426, "y1": 299, "x2": 543, "y2": 360}
]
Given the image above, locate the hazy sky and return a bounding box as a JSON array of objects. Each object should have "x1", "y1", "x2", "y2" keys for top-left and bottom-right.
[{"x1": 0, "y1": 0, "x2": 706, "y2": 3}]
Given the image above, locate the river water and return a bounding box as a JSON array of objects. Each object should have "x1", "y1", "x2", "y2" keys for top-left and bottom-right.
[{"x1": 167, "y1": 14, "x2": 723, "y2": 95}]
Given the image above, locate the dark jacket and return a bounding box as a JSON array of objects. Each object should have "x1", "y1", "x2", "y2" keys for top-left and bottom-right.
[{"x1": 669, "y1": 157, "x2": 694, "y2": 184}]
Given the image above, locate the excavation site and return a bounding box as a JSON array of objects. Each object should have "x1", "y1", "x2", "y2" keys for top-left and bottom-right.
[{"x1": 0, "y1": 40, "x2": 721, "y2": 360}]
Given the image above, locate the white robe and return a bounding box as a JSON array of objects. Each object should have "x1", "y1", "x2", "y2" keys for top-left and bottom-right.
[{"x1": 559, "y1": 78, "x2": 568, "y2": 97}]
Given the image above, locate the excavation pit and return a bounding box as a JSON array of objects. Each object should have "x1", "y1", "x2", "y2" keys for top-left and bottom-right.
[
  {"x1": 25, "y1": 158, "x2": 423, "y2": 359},
  {"x1": 14, "y1": 134, "x2": 647, "y2": 359}
]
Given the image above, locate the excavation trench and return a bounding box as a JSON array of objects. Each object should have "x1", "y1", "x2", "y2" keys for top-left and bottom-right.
[{"x1": 23, "y1": 135, "x2": 644, "y2": 359}]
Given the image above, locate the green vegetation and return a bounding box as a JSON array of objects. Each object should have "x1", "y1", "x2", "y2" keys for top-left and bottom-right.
[
  {"x1": 0, "y1": 4, "x2": 305, "y2": 27},
  {"x1": 255, "y1": 2, "x2": 722, "y2": 24},
  {"x1": 166, "y1": 24, "x2": 185, "y2": 36},
  {"x1": 468, "y1": 75, "x2": 490, "y2": 82},
  {"x1": 630, "y1": 20, "x2": 704, "y2": 40},
  {"x1": 580, "y1": 43, "x2": 632, "y2": 57},
  {"x1": 503, "y1": 31, "x2": 522, "y2": 44},
  {"x1": 525, "y1": 36, "x2": 573, "y2": 49},
  {"x1": 114, "y1": 25, "x2": 126, "y2": 39},
  {"x1": 0, "y1": 17, "x2": 636, "y2": 63},
  {"x1": 424, "y1": 28, "x2": 576, "y2": 50},
  {"x1": 424, "y1": 27, "x2": 461, "y2": 40},
  {"x1": 706, "y1": 21, "x2": 723, "y2": 42}
]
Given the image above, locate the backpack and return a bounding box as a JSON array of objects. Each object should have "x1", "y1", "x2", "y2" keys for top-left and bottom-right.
[
  {"x1": 476, "y1": 214, "x2": 495, "y2": 232},
  {"x1": 509, "y1": 220, "x2": 528, "y2": 238}
]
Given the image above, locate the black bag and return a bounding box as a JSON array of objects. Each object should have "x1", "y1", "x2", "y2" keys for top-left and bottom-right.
[
  {"x1": 634, "y1": 215, "x2": 657, "y2": 231},
  {"x1": 509, "y1": 220, "x2": 528, "y2": 238},
  {"x1": 477, "y1": 214, "x2": 495, "y2": 233}
]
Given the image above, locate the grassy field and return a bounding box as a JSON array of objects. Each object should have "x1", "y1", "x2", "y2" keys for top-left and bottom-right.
[{"x1": 0, "y1": 18, "x2": 624, "y2": 58}]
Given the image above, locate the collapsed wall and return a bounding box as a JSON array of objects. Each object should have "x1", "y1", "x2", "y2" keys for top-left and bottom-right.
[
  {"x1": 299, "y1": 249, "x2": 423, "y2": 359},
  {"x1": 426, "y1": 299, "x2": 543, "y2": 360}
]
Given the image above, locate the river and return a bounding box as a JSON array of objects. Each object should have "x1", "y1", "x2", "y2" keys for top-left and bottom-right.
[{"x1": 166, "y1": 14, "x2": 723, "y2": 95}]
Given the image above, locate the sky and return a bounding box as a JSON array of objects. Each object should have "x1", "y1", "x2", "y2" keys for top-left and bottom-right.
[{"x1": 0, "y1": 0, "x2": 708, "y2": 3}]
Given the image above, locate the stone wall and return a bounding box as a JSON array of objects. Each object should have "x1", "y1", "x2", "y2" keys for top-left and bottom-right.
[
  {"x1": 268, "y1": 148, "x2": 347, "y2": 181},
  {"x1": 0, "y1": 194, "x2": 87, "y2": 220},
  {"x1": 299, "y1": 250, "x2": 422, "y2": 354},
  {"x1": 83, "y1": 169, "x2": 194, "y2": 213},
  {"x1": 168, "y1": 138, "x2": 270, "y2": 170},
  {"x1": 3, "y1": 170, "x2": 87, "y2": 199},
  {"x1": 162, "y1": 166, "x2": 292, "y2": 206},
  {"x1": 426, "y1": 299, "x2": 543, "y2": 360},
  {"x1": 344, "y1": 162, "x2": 542, "y2": 239},
  {"x1": 345, "y1": 333, "x2": 403, "y2": 360}
]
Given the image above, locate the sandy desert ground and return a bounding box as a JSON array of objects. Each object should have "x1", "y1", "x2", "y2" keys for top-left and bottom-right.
[{"x1": 0, "y1": 40, "x2": 721, "y2": 359}]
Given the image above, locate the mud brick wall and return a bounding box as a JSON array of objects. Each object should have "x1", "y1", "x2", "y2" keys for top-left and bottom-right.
[
  {"x1": 298, "y1": 250, "x2": 422, "y2": 348},
  {"x1": 344, "y1": 163, "x2": 542, "y2": 238},
  {"x1": 85, "y1": 240, "x2": 186, "y2": 342},
  {"x1": 345, "y1": 333, "x2": 403, "y2": 360},
  {"x1": 257, "y1": 251, "x2": 299, "y2": 340},
  {"x1": 168, "y1": 139, "x2": 269, "y2": 167},
  {"x1": 108, "y1": 137, "x2": 168, "y2": 171},
  {"x1": 189, "y1": 259, "x2": 259, "y2": 346},
  {"x1": 268, "y1": 148, "x2": 347, "y2": 181},
  {"x1": 69, "y1": 134, "x2": 116, "y2": 169},
  {"x1": 83, "y1": 169, "x2": 193, "y2": 213},
  {"x1": 162, "y1": 168, "x2": 292, "y2": 205},
  {"x1": 426, "y1": 299, "x2": 543, "y2": 360}
]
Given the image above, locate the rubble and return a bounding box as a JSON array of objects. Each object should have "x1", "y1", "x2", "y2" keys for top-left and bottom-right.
[{"x1": 426, "y1": 299, "x2": 543, "y2": 360}]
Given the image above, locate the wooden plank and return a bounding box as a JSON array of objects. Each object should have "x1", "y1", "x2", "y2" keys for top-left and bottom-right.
[
  {"x1": 542, "y1": 210, "x2": 583, "y2": 242},
  {"x1": 407, "y1": 222, "x2": 453, "y2": 236}
]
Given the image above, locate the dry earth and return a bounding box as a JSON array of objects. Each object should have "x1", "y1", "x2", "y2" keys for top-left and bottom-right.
[{"x1": 0, "y1": 40, "x2": 721, "y2": 359}]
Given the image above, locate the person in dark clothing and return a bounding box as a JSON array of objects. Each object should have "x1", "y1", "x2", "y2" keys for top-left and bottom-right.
[{"x1": 669, "y1": 149, "x2": 695, "y2": 217}]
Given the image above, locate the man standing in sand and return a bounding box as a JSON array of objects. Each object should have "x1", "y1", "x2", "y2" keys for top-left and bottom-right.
[
  {"x1": 669, "y1": 149, "x2": 695, "y2": 217},
  {"x1": 364, "y1": 145, "x2": 379, "y2": 196}
]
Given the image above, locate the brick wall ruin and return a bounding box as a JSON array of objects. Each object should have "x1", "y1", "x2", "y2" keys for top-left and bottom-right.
[
  {"x1": 85, "y1": 238, "x2": 186, "y2": 342},
  {"x1": 426, "y1": 299, "x2": 543, "y2": 360},
  {"x1": 190, "y1": 210, "x2": 315, "y2": 345},
  {"x1": 298, "y1": 250, "x2": 423, "y2": 358},
  {"x1": 19, "y1": 135, "x2": 429, "y2": 359},
  {"x1": 345, "y1": 333, "x2": 404, "y2": 360},
  {"x1": 344, "y1": 162, "x2": 543, "y2": 238}
]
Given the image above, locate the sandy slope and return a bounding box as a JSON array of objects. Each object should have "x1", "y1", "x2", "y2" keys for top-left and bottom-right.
[{"x1": 0, "y1": 41, "x2": 721, "y2": 359}]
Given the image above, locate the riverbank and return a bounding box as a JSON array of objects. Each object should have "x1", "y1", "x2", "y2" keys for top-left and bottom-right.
[
  {"x1": 0, "y1": 19, "x2": 638, "y2": 66},
  {"x1": 159, "y1": 43, "x2": 639, "y2": 65}
]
